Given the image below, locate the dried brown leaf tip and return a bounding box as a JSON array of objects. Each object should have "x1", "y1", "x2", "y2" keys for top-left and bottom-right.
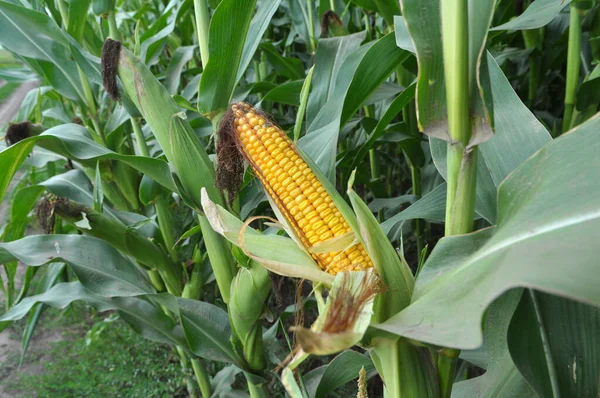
[
  {"x1": 101, "y1": 38, "x2": 122, "y2": 101},
  {"x1": 36, "y1": 194, "x2": 85, "y2": 234},
  {"x1": 320, "y1": 10, "x2": 343, "y2": 38},
  {"x1": 322, "y1": 271, "x2": 384, "y2": 334},
  {"x1": 5, "y1": 122, "x2": 33, "y2": 146}
]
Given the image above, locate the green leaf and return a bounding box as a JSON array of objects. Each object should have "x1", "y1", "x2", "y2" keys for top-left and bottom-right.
[
  {"x1": 20, "y1": 262, "x2": 66, "y2": 365},
  {"x1": 93, "y1": 161, "x2": 104, "y2": 212},
  {"x1": 260, "y1": 42, "x2": 305, "y2": 80},
  {"x1": 491, "y1": 0, "x2": 572, "y2": 31},
  {"x1": 507, "y1": 291, "x2": 600, "y2": 398},
  {"x1": 382, "y1": 183, "x2": 447, "y2": 240},
  {"x1": 393, "y1": 16, "x2": 415, "y2": 53},
  {"x1": 176, "y1": 297, "x2": 241, "y2": 364},
  {"x1": 304, "y1": 350, "x2": 375, "y2": 398},
  {"x1": 0, "y1": 139, "x2": 36, "y2": 204},
  {"x1": 0, "y1": 235, "x2": 154, "y2": 297},
  {"x1": 375, "y1": 114, "x2": 600, "y2": 349},
  {"x1": 197, "y1": 0, "x2": 258, "y2": 115},
  {"x1": 139, "y1": 3, "x2": 178, "y2": 66},
  {"x1": 0, "y1": 282, "x2": 186, "y2": 347},
  {"x1": 340, "y1": 32, "x2": 409, "y2": 126},
  {"x1": 66, "y1": 0, "x2": 91, "y2": 42},
  {"x1": 348, "y1": 177, "x2": 414, "y2": 322},
  {"x1": 0, "y1": 124, "x2": 177, "y2": 201},
  {"x1": 164, "y1": 45, "x2": 196, "y2": 95},
  {"x1": 347, "y1": 84, "x2": 416, "y2": 172},
  {"x1": 306, "y1": 31, "x2": 366, "y2": 127},
  {"x1": 0, "y1": 2, "x2": 85, "y2": 101},
  {"x1": 452, "y1": 291, "x2": 536, "y2": 397},
  {"x1": 236, "y1": 0, "x2": 283, "y2": 83},
  {"x1": 261, "y1": 80, "x2": 303, "y2": 106},
  {"x1": 300, "y1": 33, "x2": 404, "y2": 181}
]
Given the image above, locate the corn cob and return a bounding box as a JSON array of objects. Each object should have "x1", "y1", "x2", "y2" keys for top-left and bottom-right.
[{"x1": 226, "y1": 102, "x2": 374, "y2": 275}]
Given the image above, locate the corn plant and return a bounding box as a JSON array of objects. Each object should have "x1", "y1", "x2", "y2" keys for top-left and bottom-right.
[{"x1": 1, "y1": 0, "x2": 599, "y2": 397}]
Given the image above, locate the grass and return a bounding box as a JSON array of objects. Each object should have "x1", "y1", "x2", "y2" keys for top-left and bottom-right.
[{"x1": 1, "y1": 304, "x2": 190, "y2": 398}]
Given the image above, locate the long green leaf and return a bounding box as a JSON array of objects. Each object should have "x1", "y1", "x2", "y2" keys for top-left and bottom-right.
[
  {"x1": 0, "y1": 2, "x2": 85, "y2": 101},
  {"x1": 0, "y1": 235, "x2": 154, "y2": 297},
  {"x1": 452, "y1": 291, "x2": 535, "y2": 397},
  {"x1": 197, "y1": 0, "x2": 257, "y2": 115},
  {"x1": 235, "y1": 0, "x2": 283, "y2": 83},
  {"x1": 376, "y1": 114, "x2": 600, "y2": 349},
  {"x1": 491, "y1": 0, "x2": 572, "y2": 31},
  {"x1": 507, "y1": 291, "x2": 600, "y2": 398}
]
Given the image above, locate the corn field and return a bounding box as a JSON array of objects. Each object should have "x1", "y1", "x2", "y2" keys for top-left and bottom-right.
[{"x1": 0, "y1": 0, "x2": 599, "y2": 396}]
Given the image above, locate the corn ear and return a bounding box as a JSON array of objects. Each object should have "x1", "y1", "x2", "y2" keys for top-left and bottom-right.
[
  {"x1": 229, "y1": 260, "x2": 271, "y2": 371},
  {"x1": 219, "y1": 103, "x2": 374, "y2": 275}
]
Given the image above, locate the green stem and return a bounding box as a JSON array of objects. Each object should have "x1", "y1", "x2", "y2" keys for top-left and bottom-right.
[
  {"x1": 175, "y1": 346, "x2": 199, "y2": 398},
  {"x1": 306, "y1": 0, "x2": 316, "y2": 54},
  {"x1": 77, "y1": 65, "x2": 97, "y2": 117},
  {"x1": 438, "y1": 353, "x2": 458, "y2": 398},
  {"x1": 563, "y1": 4, "x2": 582, "y2": 134},
  {"x1": 409, "y1": 158, "x2": 424, "y2": 254},
  {"x1": 522, "y1": 28, "x2": 542, "y2": 107},
  {"x1": 191, "y1": 358, "x2": 212, "y2": 398},
  {"x1": 193, "y1": 0, "x2": 211, "y2": 66},
  {"x1": 107, "y1": 11, "x2": 121, "y2": 41},
  {"x1": 439, "y1": 0, "x2": 476, "y2": 392}
]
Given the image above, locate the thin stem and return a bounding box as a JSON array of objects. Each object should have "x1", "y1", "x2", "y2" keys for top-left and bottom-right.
[
  {"x1": 563, "y1": 4, "x2": 582, "y2": 134},
  {"x1": 175, "y1": 346, "x2": 199, "y2": 398},
  {"x1": 194, "y1": 0, "x2": 211, "y2": 66},
  {"x1": 191, "y1": 358, "x2": 212, "y2": 398},
  {"x1": 107, "y1": 11, "x2": 121, "y2": 42},
  {"x1": 439, "y1": 0, "x2": 476, "y2": 393},
  {"x1": 438, "y1": 353, "x2": 458, "y2": 398},
  {"x1": 306, "y1": 0, "x2": 316, "y2": 54},
  {"x1": 77, "y1": 65, "x2": 97, "y2": 117},
  {"x1": 522, "y1": 28, "x2": 542, "y2": 107}
]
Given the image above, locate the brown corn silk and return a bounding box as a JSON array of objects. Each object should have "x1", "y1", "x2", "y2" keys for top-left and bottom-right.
[{"x1": 222, "y1": 102, "x2": 374, "y2": 275}]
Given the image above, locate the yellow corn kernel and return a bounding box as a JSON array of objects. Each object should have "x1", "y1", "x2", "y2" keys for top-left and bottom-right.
[{"x1": 229, "y1": 102, "x2": 374, "y2": 275}]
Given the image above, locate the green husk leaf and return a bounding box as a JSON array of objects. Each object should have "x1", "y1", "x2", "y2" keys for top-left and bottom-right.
[{"x1": 201, "y1": 189, "x2": 334, "y2": 285}]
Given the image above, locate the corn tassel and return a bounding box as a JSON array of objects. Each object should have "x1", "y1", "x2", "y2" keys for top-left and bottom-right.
[{"x1": 219, "y1": 102, "x2": 374, "y2": 275}]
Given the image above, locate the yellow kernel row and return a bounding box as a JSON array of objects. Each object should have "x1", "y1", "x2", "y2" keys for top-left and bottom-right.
[{"x1": 230, "y1": 103, "x2": 374, "y2": 275}]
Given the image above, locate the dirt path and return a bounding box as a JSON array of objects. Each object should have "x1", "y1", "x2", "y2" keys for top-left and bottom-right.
[
  {"x1": 0, "y1": 81, "x2": 49, "y2": 398},
  {"x1": 0, "y1": 81, "x2": 37, "y2": 127}
]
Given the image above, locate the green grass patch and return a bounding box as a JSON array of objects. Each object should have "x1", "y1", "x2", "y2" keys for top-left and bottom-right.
[{"x1": 2, "y1": 306, "x2": 189, "y2": 398}]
